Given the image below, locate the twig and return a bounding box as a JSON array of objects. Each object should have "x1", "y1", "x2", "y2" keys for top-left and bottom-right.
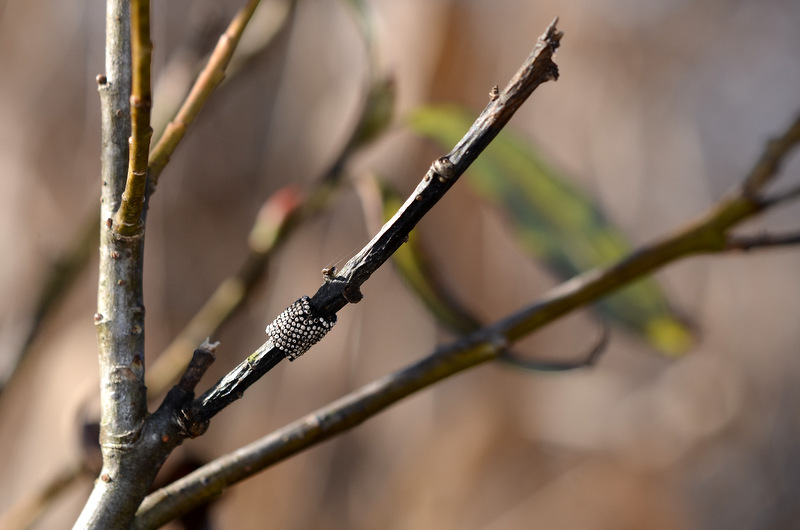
[
  {"x1": 134, "y1": 106, "x2": 800, "y2": 528},
  {"x1": 114, "y1": 0, "x2": 153, "y2": 235},
  {"x1": 150, "y1": 0, "x2": 295, "y2": 142},
  {"x1": 726, "y1": 231, "x2": 800, "y2": 251},
  {"x1": 177, "y1": 340, "x2": 219, "y2": 392},
  {"x1": 498, "y1": 322, "x2": 608, "y2": 372},
  {"x1": 741, "y1": 113, "x2": 800, "y2": 196},
  {"x1": 0, "y1": 214, "x2": 97, "y2": 399},
  {"x1": 147, "y1": 0, "x2": 262, "y2": 191},
  {"x1": 182, "y1": 19, "x2": 563, "y2": 426}
]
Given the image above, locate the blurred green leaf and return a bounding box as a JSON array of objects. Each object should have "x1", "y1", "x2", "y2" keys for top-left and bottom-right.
[
  {"x1": 377, "y1": 179, "x2": 480, "y2": 335},
  {"x1": 376, "y1": 178, "x2": 608, "y2": 372},
  {"x1": 408, "y1": 104, "x2": 692, "y2": 356},
  {"x1": 346, "y1": 74, "x2": 396, "y2": 154}
]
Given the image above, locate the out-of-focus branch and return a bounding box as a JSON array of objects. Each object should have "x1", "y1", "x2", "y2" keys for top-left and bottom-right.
[
  {"x1": 741, "y1": 113, "x2": 800, "y2": 196},
  {"x1": 134, "y1": 110, "x2": 800, "y2": 528},
  {"x1": 151, "y1": 0, "x2": 296, "y2": 141},
  {"x1": 0, "y1": 463, "x2": 85, "y2": 530},
  {"x1": 147, "y1": 0, "x2": 262, "y2": 191},
  {"x1": 0, "y1": 214, "x2": 97, "y2": 400},
  {"x1": 726, "y1": 231, "x2": 800, "y2": 251}
]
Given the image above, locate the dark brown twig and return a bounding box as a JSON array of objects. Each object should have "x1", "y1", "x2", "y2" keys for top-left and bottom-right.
[{"x1": 184, "y1": 19, "x2": 563, "y2": 426}]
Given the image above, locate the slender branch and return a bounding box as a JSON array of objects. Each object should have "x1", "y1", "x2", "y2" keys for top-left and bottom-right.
[
  {"x1": 114, "y1": 0, "x2": 153, "y2": 235},
  {"x1": 0, "y1": 463, "x2": 86, "y2": 530},
  {"x1": 741, "y1": 113, "x2": 800, "y2": 196},
  {"x1": 760, "y1": 180, "x2": 800, "y2": 208},
  {"x1": 147, "y1": 0, "x2": 262, "y2": 191},
  {"x1": 0, "y1": 214, "x2": 97, "y2": 399},
  {"x1": 726, "y1": 231, "x2": 800, "y2": 251},
  {"x1": 498, "y1": 323, "x2": 608, "y2": 372},
  {"x1": 181, "y1": 19, "x2": 562, "y2": 425},
  {"x1": 134, "y1": 108, "x2": 800, "y2": 527}
]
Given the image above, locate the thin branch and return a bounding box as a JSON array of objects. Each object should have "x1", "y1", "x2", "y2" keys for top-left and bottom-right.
[
  {"x1": 726, "y1": 231, "x2": 800, "y2": 251},
  {"x1": 497, "y1": 322, "x2": 608, "y2": 372},
  {"x1": 0, "y1": 214, "x2": 97, "y2": 399},
  {"x1": 114, "y1": 0, "x2": 153, "y2": 235},
  {"x1": 177, "y1": 340, "x2": 219, "y2": 392},
  {"x1": 0, "y1": 463, "x2": 86, "y2": 530},
  {"x1": 181, "y1": 19, "x2": 563, "y2": 426},
  {"x1": 741, "y1": 113, "x2": 800, "y2": 196},
  {"x1": 147, "y1": 0, "x2": 262, "y2": 191},
  {"x1": 759, "y1": 180, "x2": 800, "y2": 208},
  {"x1": 134, "y1": 107, "x2": 800, "y2": 527}
]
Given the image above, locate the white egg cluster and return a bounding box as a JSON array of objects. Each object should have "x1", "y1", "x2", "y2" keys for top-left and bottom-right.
[{"x1": 265, "y1": 296, "x2": 336, "y2": 360}]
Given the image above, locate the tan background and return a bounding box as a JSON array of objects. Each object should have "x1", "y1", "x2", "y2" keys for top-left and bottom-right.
[{"x1": 1, "y1": 0, "x2": 800, "y2": 528}]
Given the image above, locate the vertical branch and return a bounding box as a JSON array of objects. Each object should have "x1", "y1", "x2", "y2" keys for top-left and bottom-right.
[
  {"x1": 76, "y1": 0, "x2": 151, "y2": 526},
  {"x1": 115, "y1": 0, "x2": 153, "y2": 234}
]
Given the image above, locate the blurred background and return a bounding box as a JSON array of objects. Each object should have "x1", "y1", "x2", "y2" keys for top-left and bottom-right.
[{"x1": 1, "y1": 0, "x2": 800, "y2": 528}]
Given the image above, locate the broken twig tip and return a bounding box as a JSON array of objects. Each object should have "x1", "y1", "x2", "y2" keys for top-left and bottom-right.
[
  {"x1": 199, "y1": 339, "x2": 220, "y2": 353},
  {"x1": 542, "y1": 16, "x2": 563, "y2": 48}
]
